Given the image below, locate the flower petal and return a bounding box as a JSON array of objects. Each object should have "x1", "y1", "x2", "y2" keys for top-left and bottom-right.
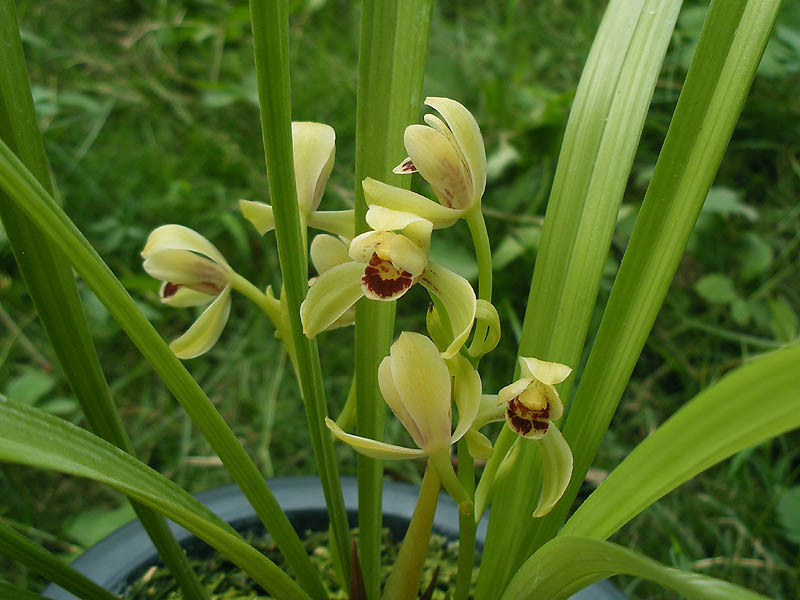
[
  {"x1": 326, "y1": 418, "x2": 426, "y2": 460},
  {"x1": 425, "y1": 97, "x2": 487, "y2": 204},
  {"x1": 365, "y1": 205, "x2": 431, "y2": 233},
  {"x1": 519, "y1": 356, "x2": 572, "y2": 385},
  {"x1": 378, "y1": 356, "x2": 425, "y2": 449},
  {"x1": 473, "y1": 394, "x2": 506, "y2": 430},
  {"x1": 449, "y1": 355, "x2": 481, "y2": 444},
  {"x1": 465, "y1": 429, "x2": 494, "y2": 460},
  {"x1": 142, "y1": 224, "x2": 228, "y2": 266},
  {"x1": 169, "y1": 285, "x2": 231, "y2": 359},
  {"x1": 362, "y1": 178, "x2": 464, "y2": 229},
  {"x1": 533, "y1": 424, "x2": 573, "y2": 517},
  {"x1": 392, "y1": 156, "x2": 418, "y2": 174},
  {"x1": 469, "y1": 299, "x2": 501, "y2": 358},
  {"x1": 159, "y1": 282, "x2": 214, "y2": 307},
  {"x1": 239, "y1": 200, "x2": 275, "y2": 235},
  {"x1": 420, "y1": 261, "x2": 477, "y2": 359},
  {"x1": 307, "y1": 210, "x2": 354, "y2": 239},
  {"x1": 497, "y1": 378, "x2": 534, "y2": 407},
  {"x1": 143, "y1": 249, "x2": 228, "y2": 294},
  {"x1": 310, "y1": 234, "x2": 351, "y2": 275},
  {"x1": 292, "y1": 121, "x2": 335, "y2": 215},
  {"x1": 300, "y1": 261, "x2": 364, "y2": 338},
  {"x1": 388, "y1": 332, "x2": 452, "y2": 453},
  {"x1": 404, "y1": 123, "x2": 472, "y2": 209}
]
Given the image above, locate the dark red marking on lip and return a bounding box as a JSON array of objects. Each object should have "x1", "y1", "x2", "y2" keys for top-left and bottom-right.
[
  {"x1": 507, "y1": 396, "x2": 550, "y2": 437},
  {"x1": 162, "y1": 282, "x2": 182, "y2": 299},
  {"x1": 362, "y1": 253, "x2": 413, "y2": 299},
  {"x1": 398, "y1": 158, "x2": 417, "y2": 173}
]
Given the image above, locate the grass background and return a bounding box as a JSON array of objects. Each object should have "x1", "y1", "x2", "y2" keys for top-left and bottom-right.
[{"x1": 1, "y1": 0, "x2": 799, "y2": 597}]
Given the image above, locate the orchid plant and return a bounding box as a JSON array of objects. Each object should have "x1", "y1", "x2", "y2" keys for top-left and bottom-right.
[{"x1": 0, "y1": 1, "x2": 797, "y2": 600}]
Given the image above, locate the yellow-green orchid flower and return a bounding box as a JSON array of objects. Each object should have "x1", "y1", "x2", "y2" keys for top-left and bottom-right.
[
  {"x1": 496, "y1": 356, "x2": 574, "y2": 517},
  {"x1": 141, "y1": 224, "x2": 232, "y2": 359},
  {"x1": 308, "y1": 234, "x2": 355, "y2": 330},
  {"x1": 394, "y1": 96, "x2": 487, "y2": 210},
  {"x1": 239, "y1": 121, "x2": 353, "y2": 239},
  {"x1": 326, "y1": 332, "x2": 480, "y2": 509},
  {"x1": 300, "y1": 206, "x2": 476, "y2": 358}
]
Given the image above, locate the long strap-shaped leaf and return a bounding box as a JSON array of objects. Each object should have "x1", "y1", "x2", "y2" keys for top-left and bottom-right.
[
  {"x1": 476, "y1": 1, "x2": 682, "y2": 593},
  {"x1": 0, "y1": 137, "x2": 326, "y2": 599},
  {"x1": 0, "y1": 398, "x2": 311, "y2": 600},
  {"x1": 353, "y1": 3, "x2": 433, "y2": 594},
  {"x1": 0, "y1": 522, "x2": 118, "y2": 600},
  {"x1": 0, "y1": 580, "x2": 50, "y2": 600},
  {"x1": 501, "y1": 537, "x2": 770, "y2": 600},
  {"x1": 0, "y1": 5, "x2": 207, "y2": 597},
  {"x1": 248, "y1": 1, "x2": 350, "y2": 585},
  {"x1": 561, "y1": 342, "x2": 800, "y2": 539},
  {"x1": 520, "y1": 0, "x2": 783, "y2": 556}
]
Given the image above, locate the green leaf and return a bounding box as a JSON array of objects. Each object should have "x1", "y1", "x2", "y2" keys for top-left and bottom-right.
[
  {"x1": 65, "y1": 504, "x2": 136, "y2": 548},
  {"x1": 0, "y1": 520, "x2": 118, "y2": 600},
  {"x1": 5, "y1": 370, "x2": 54, "y2": 406},
  {"x1": 0, "y1": 398, "x2": 311, "y2": 600},
  {"x1": 248, "y1": 0, "x2": 348, "y2": 590},
  {"x1": 477, "y1": 0, "x2": 683, "y2": 591},
  {"x1": 0, "y1": 135, "x2": 323, "y2": 600},
  {"x1": 517, "y1": 0, "x2": 783, "y2": 564},
  {"x1": 352, "y1": 3, "x2": 434, "y2": 595},
  {"x1": 0, "y1": 6, "x2": 208, "y2": 595},
  {"x1": 776, "y1": 486, "x2": 800, "y2": 544},
  {"x1": 561, "y1": 343, "x2": 800, "y2": 540},
  {"x1": 501, "y1": 537, "x2": 769, "y2": 600},
  {"x1": 702, "y1": 186, "x2": 758, "y2": 221},
  {"x1": 738, "y1": 232, "x2": 772, "y2": 280},
  {"x1": 767, "y1": 296, "x2": 799, "y2": 343},
  {"x1": 695, "y1": 273, "x2": 737, "y2": 304}
]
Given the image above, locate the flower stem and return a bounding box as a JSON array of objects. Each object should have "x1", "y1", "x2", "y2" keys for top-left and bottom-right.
[
  {"x1": 465, "y1": 206, "x2": 493, "y2": 358},
  {"x1": 381, "y1": 462, "x2": 440, "y2": 600},
  {"x1": 454, "y1": 438, "x2": 476, "y2": 600}
]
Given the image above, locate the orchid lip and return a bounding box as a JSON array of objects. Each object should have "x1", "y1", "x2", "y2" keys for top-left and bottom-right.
[{"x1": 361, "y1": 252, "x2": 416, "y2": 300}]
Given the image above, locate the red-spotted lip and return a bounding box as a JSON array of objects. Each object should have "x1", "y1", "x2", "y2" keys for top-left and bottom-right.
[
  {"x1": 361, "y1": 252, "x2": 418, "y2": 300},
  {"x1": 161, "y1": 280, "x2": 224, "y2": 299},
  {"x1": 506, "y1": 396, "x2": 550, "y2": 437}
]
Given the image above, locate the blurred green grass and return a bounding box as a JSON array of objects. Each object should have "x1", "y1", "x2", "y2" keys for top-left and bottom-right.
[{"x1": 1, "y1": 0, "x2": 799, "y2": 597}]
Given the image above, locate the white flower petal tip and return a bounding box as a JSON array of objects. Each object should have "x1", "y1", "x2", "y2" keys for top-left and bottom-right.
[
  {"x1": 532, "y1": 425, "x2": 573, "y2": 518},
  {"x1": 239, "y1": 200, "x2": 275, "y2": 235},
  {"x1": 499, "y1": 356, "x2": 570, "y2": 440},
  {"x1": 168, "y1": 286, "x2": 232, "y2": 359},
  {"x1": 519, "y1": 356, "x2": 572, "y2": 385},
  {"x1": 291, "y1": 121, "x2": 335, "y2": 216}
]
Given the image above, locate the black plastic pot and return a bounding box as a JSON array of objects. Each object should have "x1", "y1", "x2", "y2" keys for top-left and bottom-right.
[{"x1": 43, "y1": 477, "x2": 624, "y2": 600}]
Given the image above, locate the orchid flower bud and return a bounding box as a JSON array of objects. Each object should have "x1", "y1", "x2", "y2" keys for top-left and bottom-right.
[
  {"x1": 142, "y1": 225, "x2": 232, "y2": 359},
  {"x1": 394, "y1": 97, "x2": 487, "y2": 211}
]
